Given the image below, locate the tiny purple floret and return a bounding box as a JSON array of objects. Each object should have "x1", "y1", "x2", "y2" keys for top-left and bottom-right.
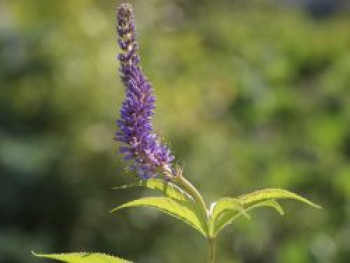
[{"x1": 115, "y1": 3, "x2": 174, "y2": 179}]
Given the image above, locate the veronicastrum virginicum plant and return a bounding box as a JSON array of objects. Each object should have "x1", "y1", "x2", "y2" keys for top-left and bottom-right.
[{"x1": 33, "y1": 3, "x2": 321, "y2": 263}]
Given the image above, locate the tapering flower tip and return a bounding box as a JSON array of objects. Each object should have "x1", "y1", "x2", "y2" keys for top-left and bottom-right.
[
  {"x1": 115, "y1": 3, "x2": 175, "y2": 180},
  {"x1": 117, "y1": 3, "x2": 137, "y2": 66}
]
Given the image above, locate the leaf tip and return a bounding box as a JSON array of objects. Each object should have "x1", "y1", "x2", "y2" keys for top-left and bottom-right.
[
  {"x1": 112, "y1": 185, "x2": 127, "y2": 190},
  {"x1": 243, "y1": 212, "x2": 251, "y2": 220},
  {"x1": 303, "y1": 199, "x2": 322, "y2": 209},
  {"x1": 110, "y1": 208, "x2": 118, "y2": 213},
  {"x1": 31, "y1": 251, "x2": 44, "y2": 258},
  {"x1": 313, "y1": 203, "x2": 323, "y2": 209}
]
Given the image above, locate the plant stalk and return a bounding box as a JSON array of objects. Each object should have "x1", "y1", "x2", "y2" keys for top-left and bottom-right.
[
  {"x1": 173, "y1": 170, "x2": 215, "y2": 262},
  {"x1": 176, "y1": 174, "x2": 208, "y2": 218},
  {"x1": 208, "y1": 237, "x2": 216, "y2": 263}
]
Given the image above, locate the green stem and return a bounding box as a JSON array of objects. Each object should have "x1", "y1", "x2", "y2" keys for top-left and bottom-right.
[
  {"x1": 208, "y1": 237, "x2": 216, "y2": 263},
  {"x1": 176, "y1": 175, "x2": 208, "y2": 219},
  {"x1": 173, "y1": 171, "x2": 214, "y2": 262}
]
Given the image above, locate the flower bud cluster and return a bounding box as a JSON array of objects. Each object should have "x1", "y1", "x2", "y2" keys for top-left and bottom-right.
[{"x1": 115, "y1": 4, "x2": 174, "y2": 179}]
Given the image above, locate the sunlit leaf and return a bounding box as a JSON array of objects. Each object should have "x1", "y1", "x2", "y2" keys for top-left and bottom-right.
[
  {"x1": 210, "y1": 188, "x2": 320, "y2": 237},
  {"x1": 113, "y1": 179, "x2": 193, "y2": 201},
  {"x1": 210, "y1": 198, "x2": 250, "y2": 220},
  {"x1": 208, "y1": 198, "x2": 249, "y2": 236},
  {"x1": 111, "y1": 197, "x2": 208, "y2": 236},
  {"x1": 252, "y1": 199, "x2": 284, "y2": 215},
  {"x1": 212, "y1": 199, "x2": 284, "y2": 236},
  {"x1": 32, "y1": 252, "x2": 131, "y2": 263},
  {"x1": 238, "y1": 188, "x2": 321, "y2": 208}
]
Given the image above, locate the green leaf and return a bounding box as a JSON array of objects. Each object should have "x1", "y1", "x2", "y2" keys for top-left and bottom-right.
[
  {"x1": 238, "y1": 188, "x2": 321, "y2": 209},
  {"x1": 32, "y1": 252, "x2": 131, "y2": 263},
  {"x1": 208, "y1": 198, "x2": 249, "y2": 236},
  {"x1": 212, "y1": 199, "x2": 284, "y2": 236},
  {"x1": 253, "y1": 199, "x2": 284, "y2": 215},
  {"x1": 113, "y1": 179, "x2": 192, "y2": 201},
  {"x1": 210, "y1": 188, "x2": 320, "y2": 237},
  {"x1": 210, "y1": 198, "x2": 250, "y2": 220},
  {"x1": 111, "y1": 196, "x2": 208, "y2": 236}
]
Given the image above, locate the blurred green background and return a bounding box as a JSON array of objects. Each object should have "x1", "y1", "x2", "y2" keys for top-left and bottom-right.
[{"x1": 1, "y1": 0, "x2": 350, "y2": 262}]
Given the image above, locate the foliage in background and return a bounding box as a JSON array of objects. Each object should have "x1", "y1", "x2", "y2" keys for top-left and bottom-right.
[{"x1": 1, "y1": 0, "x2": 350, "y2": 262}]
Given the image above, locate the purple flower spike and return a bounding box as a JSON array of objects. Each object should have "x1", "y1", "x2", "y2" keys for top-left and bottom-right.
[{"x1": 115, "y1": 3, "x2": 175, "y2": 179}]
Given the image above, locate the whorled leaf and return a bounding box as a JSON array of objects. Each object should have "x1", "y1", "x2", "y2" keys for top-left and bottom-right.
[
  {"x1": 32, "y1": 252, "x2": 131, "y2": 263},
  {"x1": 111, "y1": 196, "x2": 208, "y2": 236},
  {"x1": 113, "y1": 179, "x2": 193, "y2": 201}
]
